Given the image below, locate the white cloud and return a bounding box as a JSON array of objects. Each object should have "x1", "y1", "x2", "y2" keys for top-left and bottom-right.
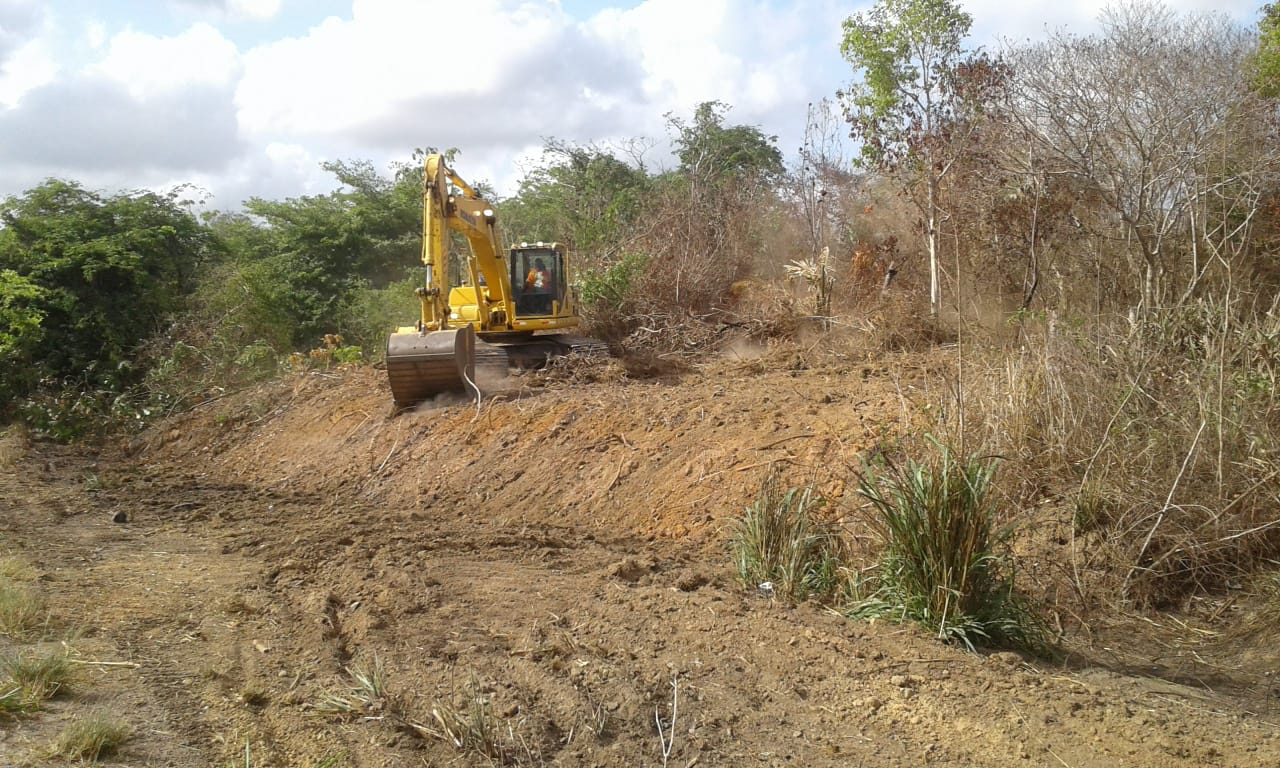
[
  {"x1": 170, "y1": 0, "x2": 284, "y2": 22},
  {"x1": 0, "y1": 36, "x2": 56, "y2": 108},
  {"x1": 1, "y1": 0, "x2": 1265, "y2": 208},
  {"x1": 235, "y1": 0, "x2": 638, "y2": 142},
  {"x1": 231, "y1": 0, "x2": 846, "y2": 194},
  {"x1": 0, "y1": 76, "x2": 243, "y2": 174},
  {"x1": 0, "y1": 0, "x2": 55, "y2": 108},
  {"x1": 229, "y1": 0, "x2": 282, "y2": 20},
  {"x1": 0, "y1": 0, "x2": 45, "y2": 64},
  {"x1": 89, "y1": 22, "x2": 240, "y2": 99},
  {"x1": 177, "y1": 141, "x2": 336, "y2": 209},
  {"x1": 84, "y1": 20, "x2": 107, "y2": 50}
]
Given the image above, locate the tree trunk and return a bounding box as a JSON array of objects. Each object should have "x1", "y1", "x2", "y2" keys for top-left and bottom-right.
[{"x1": 927, "y1": 176, "x2": 941, "y2": 316}]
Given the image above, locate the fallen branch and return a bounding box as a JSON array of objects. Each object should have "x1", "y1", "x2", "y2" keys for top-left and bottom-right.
[
  {"x1": 68, "y1": 659, "x2": 140, "y2": 668},
  {"x1": 655, "y1": 674, "x2": 679, "y2": 768},
  {"x1": 756, "y1": 432, "x2": 815, "y2": 451}
]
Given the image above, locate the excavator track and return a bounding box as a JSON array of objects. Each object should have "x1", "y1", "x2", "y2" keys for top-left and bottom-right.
[
  {"x1": 490, "y1": 334, "x2": 610, "y2": 369},
  {"x1": 547, "y1": 334, "x2": 611, "y2": 357}
]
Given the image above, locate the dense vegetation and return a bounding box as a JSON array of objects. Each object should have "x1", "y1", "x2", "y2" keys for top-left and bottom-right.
[{"x1": 3, "y1": 0, "x2": 1279, "y2": 631}]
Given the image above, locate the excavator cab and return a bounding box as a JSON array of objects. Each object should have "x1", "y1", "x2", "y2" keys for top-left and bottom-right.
[{"x1": 512, "y1": 243, "x2": 567, "y2": 318}]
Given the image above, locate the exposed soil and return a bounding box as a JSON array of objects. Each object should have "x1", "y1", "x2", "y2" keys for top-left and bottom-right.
[{"x1": 1, "y1": 349, "x2": 1278, "y2": 766}]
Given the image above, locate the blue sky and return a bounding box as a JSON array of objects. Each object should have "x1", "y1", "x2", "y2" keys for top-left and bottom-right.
[{"x1": 0, "y1": 0, "x2": 1265, "y2": 209}]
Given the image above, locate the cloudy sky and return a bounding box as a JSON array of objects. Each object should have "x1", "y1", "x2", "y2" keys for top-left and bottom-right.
[{"x1": 0, "y1": 0, "x2": 1264, "y2": 209}]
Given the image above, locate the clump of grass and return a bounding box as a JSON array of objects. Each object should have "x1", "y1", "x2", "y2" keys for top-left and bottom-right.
[
  {"x1": 315, "y1": 659, "x2": 535, "y2": 764},
  {"x1": 0, "y1": 581, "x2": 50, "y2": 640},
  {"x1": 52, "y1": 711, "x2": 131, "y2": 762},
  {"x1": 850, "y1": 438, "x2": 1047, "y2": 653},
  {"x1": 316, "y1": 656, "x2": 434, "y2": 743},
  {"x1": 731, "y1": 472, "x2": 846, "y2": 603},
  {"x1": 315, "y1": 655, "x2": 389, "y2": 717},
  {"x1": 0, "y1": 685, "x2": 37, "y2": 717},
  {"x1": 427, "y1": 676, "x2": 507, "y2": 762},
  {"x1": 2, "y1": 650, "x2": 72, "y2": 702},
  {"x1": 0, "y1": 555, "x2": 36, "y2": 582}
]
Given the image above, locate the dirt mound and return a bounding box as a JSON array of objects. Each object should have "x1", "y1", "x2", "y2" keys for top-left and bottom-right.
[
  {"x1": 2, "y1": 355, "x2": 1278, "y2": 766},
  {"x1": 138, "y1": 358, "x2": 913, "y2": 544}
]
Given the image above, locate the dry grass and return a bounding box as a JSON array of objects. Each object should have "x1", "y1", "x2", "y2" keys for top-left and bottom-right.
[
  {"x1": 0, "y1": 425, "x2": 29, "y2": 468},
  {"x1": 1229, "y1": 567, "x2": 1280, "y2": 641},
  {"x1": 315, "y1": 655, "x2": 390, "y2": 718},
  {"x1": 957, "y1": 299, "x2": 1280, "y2": 609},
  {"x1": 0, "y1": 581, "x2": 50, "y2": 640},
  {"x1": 314, "y1": 657, "x2": 544, "y2": 766},
  {"x1": 0, "y1": 554, "x2": 36, "y2": 582},
  {"x1": 426, "y1": 680, "x2": 508, "y2": 762},
  {"x1": 2, "y1": 650, "x2": 73, "y2": 702},
  {"x1": 51, "y1": 711, "x2": 131, "y2": 762}
]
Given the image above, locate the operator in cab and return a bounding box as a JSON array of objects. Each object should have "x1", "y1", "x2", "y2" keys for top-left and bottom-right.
[
  {"x1": 526, "y1": 258, "x2": 552, "y2": 291},
  {"x1": 525, "y1": 258, "x2": 554, "y2": 313}
]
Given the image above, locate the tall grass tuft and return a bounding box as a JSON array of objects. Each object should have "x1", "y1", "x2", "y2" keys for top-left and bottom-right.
[
  {"x1": 315, "y1": 655, "x2": 389, "y2": 717},
  {"x1": 851, "y1": 438, "x2": 1047, "y2": 653},
  {"x1": 0, "y1": 581, "x2": 49, "y2": 640},
  {"x1": 731, "y1": 473, "x2": 846, "y2": 603},
  {"x1": 2, "y1": 651, "x2": 72, "y2": 702},
  {"x1": 427, "y1": 676, "x2": 507, "y2": 762},
  {"x1": 52, "y1": 711, "x2": 131, "y2": 762}
]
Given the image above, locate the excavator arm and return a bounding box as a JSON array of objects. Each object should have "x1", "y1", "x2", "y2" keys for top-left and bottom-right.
[{"x1": 418, "y1": 154, "x2": 515, "y2": 332}]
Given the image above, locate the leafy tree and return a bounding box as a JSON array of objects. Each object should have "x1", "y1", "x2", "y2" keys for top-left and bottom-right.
[
  {"x1": 0, "y1": 270, "x2": 47, "y2": 402},
  {"x1": 500, "y1": 140, "x2": 650, "y2": 263},
  {"x1": 1255, "y1": 3, "x2": 1280, "y2": 97},
  {"x1": 840, "y1": 0, "x2": 997, "y2": 315},
  {"x1": 0, "y1": 180, "x2": 213, "y2": 407},
  {"x1": 235, "y1": 153, "x2": 444, "y2": 348},
  {"x1": 668, "y1": 101, "x2": 784, "y2": 186}
]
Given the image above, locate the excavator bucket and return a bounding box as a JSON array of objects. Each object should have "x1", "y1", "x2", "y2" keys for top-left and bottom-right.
[{"x1": 385, "y1": 326, "x2": 476, "y2": 407}]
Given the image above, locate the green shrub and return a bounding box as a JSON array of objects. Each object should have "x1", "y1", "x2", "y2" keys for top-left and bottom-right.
[
  {"x1": 579, "y1": 252, "x2": 649, "y2": 340},
  {"x1": 337, "y1": 276, "x2": 420, "y2": 357},
  {"x1": 580, "y1": 252, "x2": 647, "y2": 310},
  {"x1": 731, "y1": 474, "x2": 846, "y2": 603},
  {"x1": 850, "y1": 438, "x2": 1047, "y2": 653}
]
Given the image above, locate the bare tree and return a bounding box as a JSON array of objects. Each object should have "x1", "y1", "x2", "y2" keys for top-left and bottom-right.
[{"x1": 1004, "y1": 1, "x2": 1279, "y2": 310}]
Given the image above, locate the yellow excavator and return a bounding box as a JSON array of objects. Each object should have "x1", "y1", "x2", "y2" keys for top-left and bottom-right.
[{"x1": 385, "y1": 154, "x2": 602, "y2": 407}]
